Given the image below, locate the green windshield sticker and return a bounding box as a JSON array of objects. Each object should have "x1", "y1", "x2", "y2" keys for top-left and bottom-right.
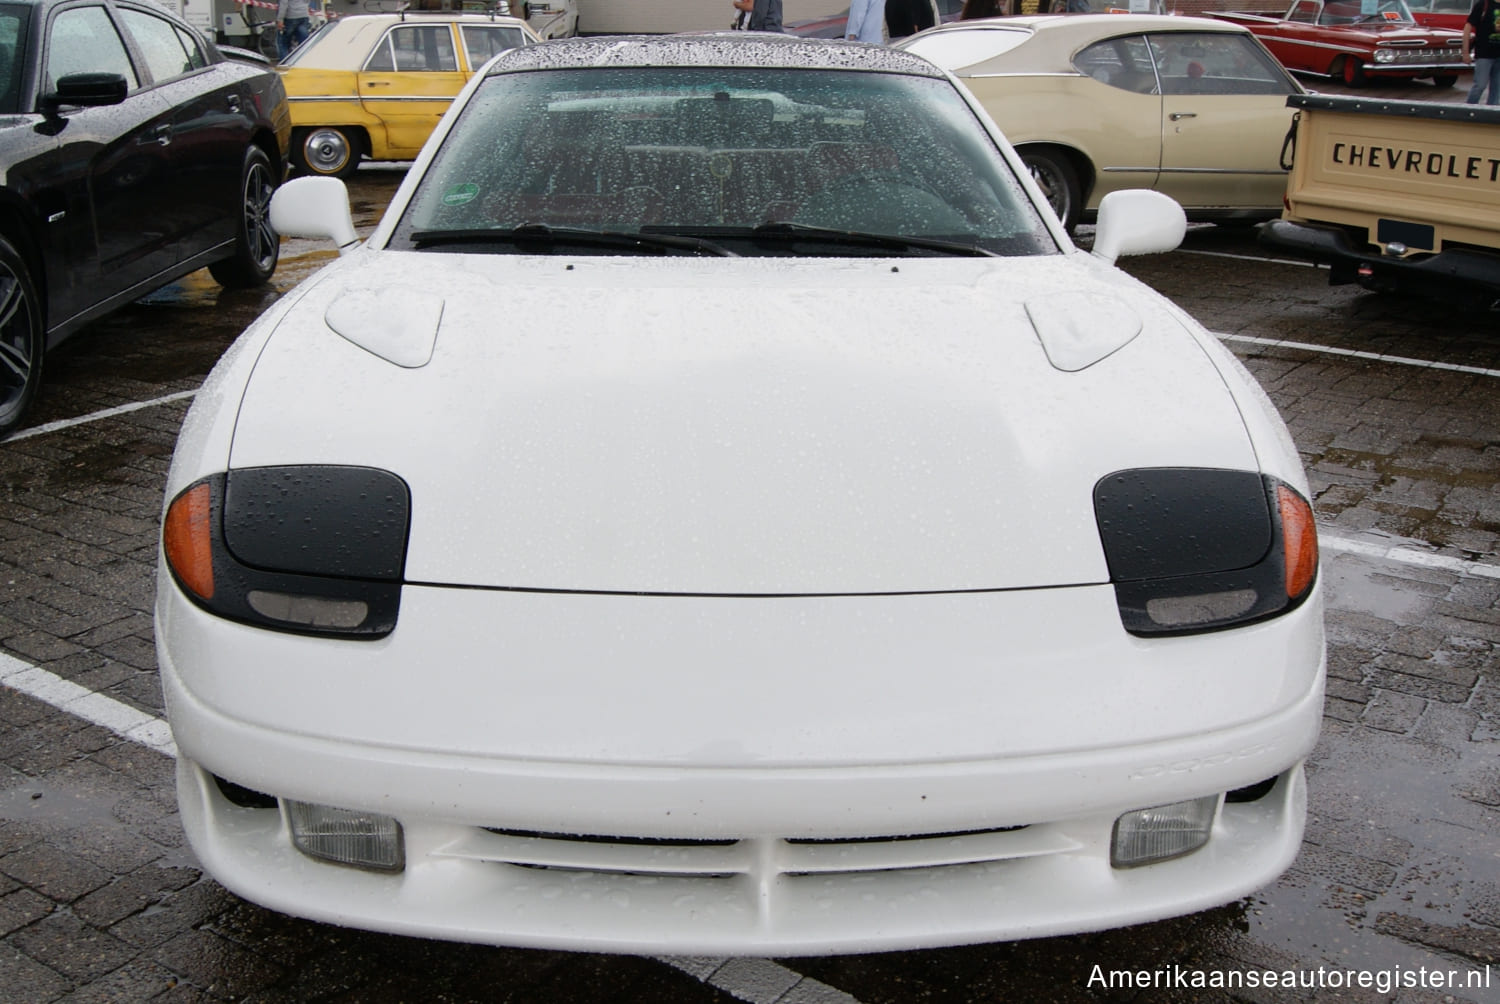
[{"x1": 442, "y1": 183, "x2": 479, "y2": 207}]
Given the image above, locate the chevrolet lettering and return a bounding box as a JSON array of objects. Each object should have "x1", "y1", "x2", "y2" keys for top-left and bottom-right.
[{"x1": 1329, "y1": 142, "x2": 1500, "y2": 182}]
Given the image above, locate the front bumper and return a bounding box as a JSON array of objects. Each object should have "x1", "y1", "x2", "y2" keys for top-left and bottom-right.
[
  {"x1": 1362, "y1": 60, "x2": 1467, "y2": 77},
  {"x1": 1259, "y1": 218, "x2": 1500, "y2": 301},
  {"x1": 176, "y1": 755, "x2": 1308, "y2": 956},
  {"x1": 161, "y1": 580, "x2": 1324, "y2": 954}
]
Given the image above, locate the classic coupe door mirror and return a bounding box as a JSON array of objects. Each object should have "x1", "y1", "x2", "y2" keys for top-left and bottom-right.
[
  {"x1": 1090, "y1": 189, "x2": 1187, "y2": 266},
  {"x1": 269, "y1": 176, "x2": 361, "y2": 253},
  {"x1": 41, "y1": 72, "x2": 128, "y2": 113}
]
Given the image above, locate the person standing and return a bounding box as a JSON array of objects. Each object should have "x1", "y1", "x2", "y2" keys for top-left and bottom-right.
[
  {"x1": 847, "y1": 0, "x2": 885, "y2": 41},
  {"x1": 1463, "y1": 0, "x2": 1500, "y2": 104},
  {"x1": 276, "y1": 0, "x2": 312, "y2": 61},
  {"x1": 884, "y1": 0, "x2": 935, "y2": 39},
  {"x1": 732, "y1": 0, "x2": 784, "y2": 31},
  {"x1": 959, "y1": 0, "x2": 1003, "y2": 18}
]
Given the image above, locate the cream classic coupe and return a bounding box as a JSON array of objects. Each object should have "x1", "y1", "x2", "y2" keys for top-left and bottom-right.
[{"x1": 901, "y1": 14, "x2": 1305, "y2": 230}]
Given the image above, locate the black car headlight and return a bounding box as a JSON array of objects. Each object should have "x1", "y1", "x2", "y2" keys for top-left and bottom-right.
[
  {"x1": 163, "y1": 466, "x2": 410, "y2": 638},
  {"x1": 1094, "y1": 468, "x2": 1317, "y2": 637}
]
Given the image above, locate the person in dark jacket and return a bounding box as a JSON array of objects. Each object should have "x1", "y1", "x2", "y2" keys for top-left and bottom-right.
[
  {"x1": 1464, "y1": 0, "x2": 1500, "y2": 104},
  {"x1": 733, "y1": 0, "x2": 784, "y2": 31},
  {"x1": 885, "y1": 0, "x2": 935, "y2": 38}
]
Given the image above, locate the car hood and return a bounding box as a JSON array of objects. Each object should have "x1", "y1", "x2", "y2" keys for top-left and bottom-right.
[
  {"x1": 1314, "y1": 24, "x2": 1458, "y2": 41},
  {"x1": 226, "y1": 251, "x2": 1258, "y2": 595}
]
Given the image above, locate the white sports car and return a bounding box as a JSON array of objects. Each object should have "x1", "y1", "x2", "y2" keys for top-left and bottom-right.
[{"x1": 156, "y1": 34, "x2": 1324, "y2": 956}]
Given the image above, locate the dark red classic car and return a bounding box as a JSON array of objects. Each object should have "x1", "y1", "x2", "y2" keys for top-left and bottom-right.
[{"x1": 1210, "y1": 0, "x2": 1465, "y2": 87}]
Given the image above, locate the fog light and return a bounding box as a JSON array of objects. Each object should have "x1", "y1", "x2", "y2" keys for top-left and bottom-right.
[
  {"x1": 287, "y1": 800, "x2": 405, "y2": 872},
  {"x1": 1111, "y1": 795, "x2": 1218, "y2": 869}
]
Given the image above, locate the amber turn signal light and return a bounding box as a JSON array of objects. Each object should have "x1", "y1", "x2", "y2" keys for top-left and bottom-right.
[
  {"x1": 164, "y1": 482, "x2": 215, "y2": 600},
  {"x1": 1277, "y1": 484, "x2": 1318, "y2": 600}
]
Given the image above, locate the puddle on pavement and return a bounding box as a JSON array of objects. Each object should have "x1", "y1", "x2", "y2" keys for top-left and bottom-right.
[
  {"x1": 1321, "y1": 552, "x2": 1438, "y2": 623},
  {"x1": 0, "y1": 779, "x2": 124, "y2": 829}
]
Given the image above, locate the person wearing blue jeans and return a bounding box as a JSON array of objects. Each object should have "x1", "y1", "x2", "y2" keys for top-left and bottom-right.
[
  {"x1": 276, "y1": 0, "x2": 312, "y2": 61},
  {"x1": 1464, "y1": 0, "x2": 1500, "y2": 104},
  {"x1": 846, "y1": 0, "x2": 884, "y2": 42}
]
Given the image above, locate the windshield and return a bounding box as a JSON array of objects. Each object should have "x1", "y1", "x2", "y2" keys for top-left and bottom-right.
[
  {"x1": 278, "y1": 18, "x2": 353, "y2": 68},
  {"x1": 392, "y1": 66, "x2": 1057, "y2": 257},
  {"x1": 1317, "y1": 0, "x2": 1415, "y2": 25},
  {"x1": 0, "y1": 4, "x2": 29, "y2": 114}
]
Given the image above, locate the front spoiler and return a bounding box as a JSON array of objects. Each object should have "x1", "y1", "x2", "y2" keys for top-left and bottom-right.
[
  {"x1": 173, "y1": 755, "x2": 1308, "y2": 955},
  {"x1": 1258, "y1": 218, "x2": 1500, "y2": 302}
]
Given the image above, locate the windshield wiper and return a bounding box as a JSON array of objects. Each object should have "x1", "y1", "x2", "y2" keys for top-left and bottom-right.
[
  {"x1": 748, "y1": 222, "x2": 999, "y2": 258},
  {"x1": 408, "y1": 225, "x2": 737, "y2": 257}
]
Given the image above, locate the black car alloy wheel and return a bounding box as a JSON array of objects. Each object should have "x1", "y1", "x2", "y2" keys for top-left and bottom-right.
[
  {"x1": 0, "y1": 234, "x2": 43, "y2": 438},
  {"x1": 209, "y1": 146, "x2": 280, "y2": 289}
]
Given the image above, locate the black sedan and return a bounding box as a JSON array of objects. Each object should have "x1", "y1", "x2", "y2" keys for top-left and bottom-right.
[{"x1": 0, "y1": 0, "x2": 290, "y2": 436}]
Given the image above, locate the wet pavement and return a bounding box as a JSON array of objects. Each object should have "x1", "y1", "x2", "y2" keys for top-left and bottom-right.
[{"x1": 0, "y1": 153, "x2": 1497, "y2": 1001}]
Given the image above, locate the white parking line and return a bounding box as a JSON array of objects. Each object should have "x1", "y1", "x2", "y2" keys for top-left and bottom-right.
[
  {"x1": 1220, "y1": 333, "x2": 1500, "y2": 380},
  {"x1": 0, "y1": 648, "x2": 859, "y2": 1004},
  {"x1": 0, "y1": 651, "x2": 177, "y2": 756},
  {"x1": 1322, "y1": 535, "x2": 1500, "y2": 580},
  {"x1": 1180, "y1": 248, "x2": 1321, "y2": 268},
  {"x1": 6, "y1": 390, "x2": 198, "y2": 442},
  {"x1": 659, "y1": 957, "x2": 861, "y2": 1004}
]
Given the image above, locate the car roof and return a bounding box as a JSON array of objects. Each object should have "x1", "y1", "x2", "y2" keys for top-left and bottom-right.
[
  {"x1": 486, "y1": 33, "x2": 948, "y2": 78},
  {"x1": 281, "y1": 12, "x2": 533, "y2": 70},
  {"x1": 322, "y1": 11, "x2": 533, "y2": 25},
  {"x1": 4, "y1": 0, "x2": 194, "y2": 15},
  {"x1": 901, "y1": 14, "x2": 1252, "y2": 74}
]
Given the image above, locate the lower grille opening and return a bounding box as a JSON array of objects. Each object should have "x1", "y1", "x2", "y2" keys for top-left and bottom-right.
[
  {"x1": 1225, "y1": 776, "x2": 1278, "y2": 803},
  {"x1": 212, "y1": 775, "x2": 278, "y2": 809},
  {"x1": 484, "y1": 827, "x2": 738, "y2": 847},
  {"x1": 786, "y1": 825, "x2": 1029, "y2": 845}
]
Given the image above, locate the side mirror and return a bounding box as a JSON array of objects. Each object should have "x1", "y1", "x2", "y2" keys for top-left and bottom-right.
[
  {"x1": 41, "y1": 72, "x2": 128, "y2": 113},
  {"x1": 269, "y1": 176, "x2": 360, "y2": 253},
  {"x1": 1090, "y1": 189, "x2": 1186, "y2": 266}
]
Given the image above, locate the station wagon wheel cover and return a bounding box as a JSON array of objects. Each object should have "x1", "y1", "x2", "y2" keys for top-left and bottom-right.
[{"x1": 304, "y1": 128, "x2": 353, "y2": 175}]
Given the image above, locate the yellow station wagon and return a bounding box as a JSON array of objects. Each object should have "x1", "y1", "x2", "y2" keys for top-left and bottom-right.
[{"x1": 279, "y1": 12, "x2": 541, "y2": 177}]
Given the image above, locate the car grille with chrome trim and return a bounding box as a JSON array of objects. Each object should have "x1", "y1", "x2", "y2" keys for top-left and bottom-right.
[{"x1": 1381, "y1": 50, "x2": 1459, "y2": 64}]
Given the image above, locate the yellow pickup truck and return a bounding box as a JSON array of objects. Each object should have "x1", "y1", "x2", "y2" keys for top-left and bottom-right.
[{"x1": 1258, "y1": 93, "x2": 1500, "y2": 307}]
